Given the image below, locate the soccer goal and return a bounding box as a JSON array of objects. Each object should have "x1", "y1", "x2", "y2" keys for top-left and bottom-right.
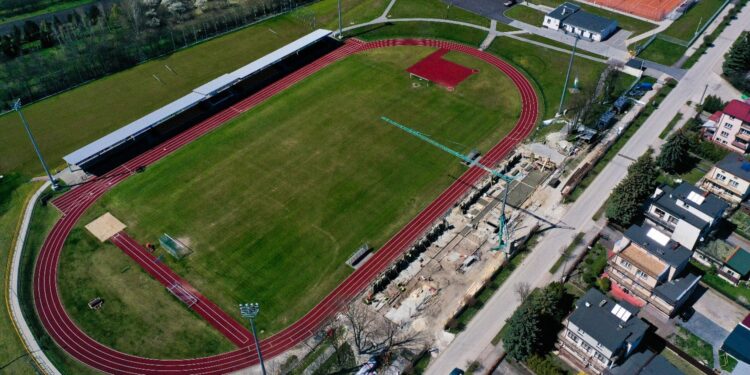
[{"x1": 159, "y1": 233, "x2": 192, "y2": 260}]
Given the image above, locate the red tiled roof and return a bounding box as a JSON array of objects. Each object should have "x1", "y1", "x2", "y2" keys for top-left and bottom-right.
[
  {"x1": 742, "y1": 313, "x2": 750, "y2": 329},
  {"x1": 723, "y1": 100, "x2": 750, "y2": 123},
  {"x1": 709, "y1": 111, "x2": 723, "y2": 122}
]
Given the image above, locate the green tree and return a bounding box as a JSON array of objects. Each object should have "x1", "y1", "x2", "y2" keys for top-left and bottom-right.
[
  {"x1": 606, "y1": 150, "x2": 659, "y2": 226},
  {"x1": 702, "y1": 95, "x2": 726, "y2": 114},
  {"x1": 503, "y1": 303, "x2": 541, "y2": 361},
  {"x1": 723, "y1": 32, "x2": 750, "y2": 92},
  {"x1": 658, "y1": 130, "x2": 693, "y2": 174}
]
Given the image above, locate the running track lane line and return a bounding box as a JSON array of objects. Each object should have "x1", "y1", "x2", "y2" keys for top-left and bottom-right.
[{"x1": 33, "y1": 38, "x2": 538, "y2": 374}]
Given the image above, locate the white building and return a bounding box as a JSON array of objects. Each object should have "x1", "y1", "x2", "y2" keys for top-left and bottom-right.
[
  {"x1": 543, "y1": 2, "x2": 618, "y2": 42},
  {"x1": 645, "y1": 183, "x2": 728, "y2": 250}
]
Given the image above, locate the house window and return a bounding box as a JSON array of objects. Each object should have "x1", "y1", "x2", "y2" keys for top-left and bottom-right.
[
  {"x1": 721, "y1": 131, "x2": 731, "y2": 137},
  {"x1": 725, "y1": 123, "x2": 734, "y2": 129},
  {"x1": 717, "y1": 173, "x2": 727, "y2": 181},
  {"x1": 740, "y1": 129, "x2": 750, "y2": 136},
  {"x1": 621, "y1": 259, "x2": 632, "y2": 269},
  {"x1": 567, "y1": 330, "x2": 580, "y2": 343},
  {"x1": 653, "y1": 207, "x2": 666, "y2": 218},
  {"x1": 595, "y1": 352, "x2": 608, "y2": 364},
  {"x1": 636, "y1": 270, "x2": 648, "y2": 279},
  {"x1": 667, "y1": 215, "x2": 679, "y2": 225},
  {"x1": 581, "y1": 341, "x2": 592, "y2": 352},
  {"x1": 730, "y1": 180, "x2": 739, "y2": 188}
]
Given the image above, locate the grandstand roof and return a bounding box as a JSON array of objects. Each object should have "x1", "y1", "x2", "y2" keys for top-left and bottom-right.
[{"x1": 63, "y1": 29, "x2": 333, "y2": 167}]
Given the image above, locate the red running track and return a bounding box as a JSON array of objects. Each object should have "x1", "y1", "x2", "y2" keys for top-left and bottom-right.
[
  {"x1": 110, "y1": 232, "x2": 254, "y2": 347},
  {"x1": 33, "y1": 38, "x2": 539, "y2": 374}
]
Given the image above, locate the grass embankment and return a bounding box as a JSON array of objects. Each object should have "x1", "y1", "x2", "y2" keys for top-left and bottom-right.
[
  {"x1": 388, "y1": 0, "x2": 491, "y2": 26},
  {"x1": 638, "y1": 0, "x2": 727, "y2": 66},
  {"x1": 0, "y1": 0, "x2": 389, "y2": 177},
  {"x1": 530, "y1": 0, "x2": 657, "y2": 36},
  {"x1": 60, "y1": 46, "x2": 523, "y2": 351},
  {"x1": 549, "y1": 232, "x2": 583, "y2": 274},
  {"x1": 349, "y1": 21, "x2": 489, "y2": 46},
  {"x1": 505, "y1": 5, "x2": 546, "y2": 26},
  {"x1": 683, "y1": 0, "x2": 748, "y2": 69},
  {"x1": 0, "y1": 175, "x2": 41, "y2": 374}
]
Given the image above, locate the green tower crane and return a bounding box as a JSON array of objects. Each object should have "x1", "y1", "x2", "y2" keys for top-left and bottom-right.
[{"x1": 380, "y1": 116, "x2": 515, "y2": 250}]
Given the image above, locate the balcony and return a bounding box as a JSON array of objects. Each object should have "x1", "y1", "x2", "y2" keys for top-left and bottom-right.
[
  {"x1": 644, "y1": 211, "x2": 676, "y2": 231},
  {"x1": 736, "y1": 130, "x2": 750, "y2": 142},
  {"x1": 731, "y1": 138, "x2": 750, "y2": 152},
  {"x1": 607, "y1": 265, "x2": 654, "y2": 301}
]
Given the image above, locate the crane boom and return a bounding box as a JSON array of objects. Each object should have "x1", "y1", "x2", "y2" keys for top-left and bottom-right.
[{"x1": 380, "y1": 116, "x2": 514, "y2": 250}]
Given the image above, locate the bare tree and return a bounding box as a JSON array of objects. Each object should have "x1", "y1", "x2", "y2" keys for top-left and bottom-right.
[
  {"x1": 341, "y1": 303, "x2": 424, "y2": 356},
  {"x1": 514, "y1": 282, "x2": 531, "y2": 301},
  {"x1": 122, "y1": 0, "x2": 144, "y2": 36}
]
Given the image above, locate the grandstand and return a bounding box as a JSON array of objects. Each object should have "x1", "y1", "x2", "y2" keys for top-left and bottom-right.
[{"x1": 64, "y1": 29, "x2": 340, "y2": 175}]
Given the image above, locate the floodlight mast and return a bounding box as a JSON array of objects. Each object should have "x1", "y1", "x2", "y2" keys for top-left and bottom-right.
[
  {"x1": 13, "y1": 99, "x2": 58, "y2": 190},
  {"x1": 380, "y1": 116, "x2": 513, "y2": 250},
  {"x1": 239, "y1": 303, "x2": 266, "y2": 375}
]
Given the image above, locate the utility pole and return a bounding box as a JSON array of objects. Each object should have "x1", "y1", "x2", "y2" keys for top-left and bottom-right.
[
  {"x1": 239, "y1": 303, "x2": 266, "y2": 375},
  {"x1": 13, "y1": 99, "x2": 58, "y2": 190},
  {"x1": 557, "y1": 36, "x2": 580, "y2": 117},
  {"x1": 337, "y1": 0, "x2": 343, "y2": 38}
]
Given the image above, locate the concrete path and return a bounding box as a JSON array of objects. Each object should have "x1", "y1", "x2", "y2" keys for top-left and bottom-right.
[
  {"x1": 507, "y1": 19, "x2": 627, "y2": 60},
  {"x1": 6, "y1": 181, "x2": 60, "y2": 375},
  {"x1": 426, "y1": 2, "x2": 750, "y2": 373}
]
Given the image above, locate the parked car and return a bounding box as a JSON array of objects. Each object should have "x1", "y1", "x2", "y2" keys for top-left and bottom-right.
[
  {"x1": 450, "y1": 369, "x2": 465, "y2": 375},
  {"x1": 504, "y1": 0, "x2": 516, "y2": 6}
]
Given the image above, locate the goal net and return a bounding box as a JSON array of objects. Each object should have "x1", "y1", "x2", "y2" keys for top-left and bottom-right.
[{"x1": 159, "y1": 233, "x2": 192, "y2": 260}]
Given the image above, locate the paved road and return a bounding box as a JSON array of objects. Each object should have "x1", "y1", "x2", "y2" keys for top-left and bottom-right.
[{"x1": 426, "y1": 2, "x2": 750, "y2": 373}]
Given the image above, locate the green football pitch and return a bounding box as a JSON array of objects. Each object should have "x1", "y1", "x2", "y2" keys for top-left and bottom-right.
[{"x1": 58, "y1": 45, "x2": 524, "y2": 357}]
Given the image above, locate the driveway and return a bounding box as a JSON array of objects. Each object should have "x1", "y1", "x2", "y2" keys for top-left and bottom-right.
[{"x1": 691, "y1": 288, "x2": 748, "y2": 332}]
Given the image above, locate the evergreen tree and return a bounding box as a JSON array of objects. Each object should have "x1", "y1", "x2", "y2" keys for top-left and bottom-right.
[
  {"x1": 503, "y1": 303, "x2": 541, "y2": 361},
  {"x1": 723, "y1": 32, "x2": 750, "y2": 92},
  {"x1": 606, "y1": 149, "x2": 659, "y2": 226},
  {"x1": 658, "y1": 130, "x2": 692, "y2": 174},
  {"x1": 702, "y1": 95, "x2": 726, "y2": 114}
]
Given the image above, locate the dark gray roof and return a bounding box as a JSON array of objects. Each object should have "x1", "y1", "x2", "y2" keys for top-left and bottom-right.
[
  {"x1": 568, "y1": 289, "x2": 648, "y2": 353},
  {"x1": 546, "y1": 2, "x2": 581, "y2": 21},
  {"x1": 641, "y1": 355, "x2": 684, "y2": 375},
  {"x1": 652, "y1": 183, "x2": 727, "y2": 230},
  {"x1": 653, "y1": 272, "x2": 700, "y2": 305},
  {"x1": 624, "y1": 224, "x2": 692, "y2": 268},
  {"x1": 716, "y1": 154, "x2": 750, "y2": 182},
  {"x1": 564, "y1": 10, "x2": 618, "y2": 33}
]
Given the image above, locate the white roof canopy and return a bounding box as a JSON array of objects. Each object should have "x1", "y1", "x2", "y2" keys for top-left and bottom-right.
[{"x1": 63, "y1": 29, "x2": 333, "y2": 166}]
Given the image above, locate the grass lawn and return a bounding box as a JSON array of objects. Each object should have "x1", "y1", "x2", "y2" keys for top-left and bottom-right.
[
  {"x1": 719, "y1": 350, "x2": 738, "y2": 372},
  {"x1": 309, "y1": 0, "x2": 391, "y2": 29},
  {"x1": 662, "y1": 0, "x2": 726, "y2": 41},
  {"x1": 530, "y1": 0, "x2": 657, "y2": 36},
  {"x1": 701, "y1": 268, "x2": 750, "y2": 308},
  {"x1": 549, "y1": 232, "x2": 583, "y2": 273},
  {"x1": 638, "y1": 38, "x2": 688, "y2": 66},
  {"x1": 487, "y1": 35, "x2": 606, "y2": 119},
  {"x1": 515, "y1": 33, "x2": 606, "y2": 59},
  {"x1": 673, "y1": 327, "x2": 714, "y2": 366},
  {"x1": 0, "y1": 0, "x2": 383, "y2": 177},
  {"x1": 0, "y1": 176, "x2": 42, "y2": 375},
  {"x1": 349, "y1": 20, "x2": 489, "y2": 46},
  {"x1": 505, "y1": 5, "x2": 546, "y2": 26},
  {"x1": 60, "y1": 46, "x2": 524, "y2": 350},
  {"x1": 730, "y1": 210, "x2": 750, "y2": 240},
  {"x1": 661, "y1": 348, "x2": 706, "y2": 375},
  {"x1": 659, "y1": 112, "x2": 683, "y2": 139},
  {"x1": 388, "y1": 0, "x2": 490, "y2": 26}
]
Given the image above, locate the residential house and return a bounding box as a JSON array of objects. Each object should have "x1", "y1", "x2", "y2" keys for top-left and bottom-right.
[
  {"x1": 722, "y1": 314, "x2": 750, "y2": 365},
  {"x1": 607, "y1": 349, "x2": 685, "y2": 375},
  {"x1": 699, "y1": 154, "x2": 750, "y2": 204},
  {"x1": 558, "y1": 289, "x2": 648, "y2": 374},
  {"x1": 608, "y1": 224, "x2": 700, "y2": 318},
  {"x1": 720, "y1": 247, "x2": 750, "y2": 286},
  {"x1": 705, "y1": 99, "x2": 750, "y2": 154},
  {"x1": 543, "y1": 3, "x2": 618, "y2": 41},
  {"x1": 645, "y1": 183, "x2": 728, "y2": 250}
]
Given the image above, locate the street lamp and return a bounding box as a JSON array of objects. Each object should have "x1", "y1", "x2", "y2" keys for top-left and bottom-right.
[
  {"x1": 239, "y1": 303, "x2": 266, "y2": 375},
  {"x1": 12, "y1": 99, "x2": 58, "y2": 190}
]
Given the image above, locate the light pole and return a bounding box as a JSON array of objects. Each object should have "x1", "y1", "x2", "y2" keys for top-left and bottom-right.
[
  {"x1": 239, "y1": 303, "x2": 266, "y2": 375},
  {"x1": 557, "y1": 36, "x2": 580, "y2": 117},
  {"x1": 337, "y1": 0, "x2": 343, "y2": 38},
  {"x1": 12, "y1": 99, "x2": 58, "y2": 190}
]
